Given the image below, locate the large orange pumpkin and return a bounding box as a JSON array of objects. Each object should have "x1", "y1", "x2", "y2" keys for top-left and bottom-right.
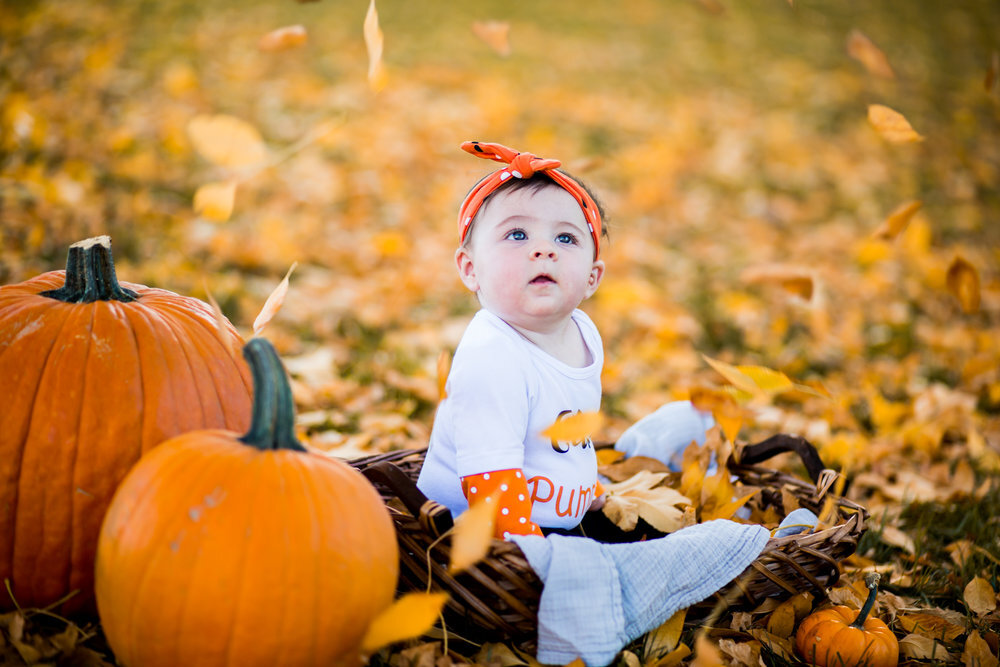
[
  {"x1": 795, "y1": 572, "x2": 899, "y2": 667},
  {"x1": 0, "y1": 236, "x2": 252, "y2": 612},
  {"x1": 95, "y1": 337, "x2": 399, "y2": 667}
]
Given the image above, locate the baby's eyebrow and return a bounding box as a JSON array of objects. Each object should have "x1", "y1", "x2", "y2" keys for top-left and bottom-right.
[{"x1": 495, "y1": 214, "x2": 532, "y2": 226}]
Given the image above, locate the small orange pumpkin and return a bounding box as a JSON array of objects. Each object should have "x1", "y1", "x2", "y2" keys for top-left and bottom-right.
[
  {"x1": 95, "y1": 337, "x2": 398, "y2": 667},
  {"x1": 795, "y1": 572, "x2": 899, "y2": 667},
  {"x1": 0, "y1": 236, "x2": 252, "y2": 613}
]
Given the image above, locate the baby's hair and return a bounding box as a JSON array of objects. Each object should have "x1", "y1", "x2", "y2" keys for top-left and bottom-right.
[{"x1": 460, "y1": 171, "x2": 610, "y2": 249}]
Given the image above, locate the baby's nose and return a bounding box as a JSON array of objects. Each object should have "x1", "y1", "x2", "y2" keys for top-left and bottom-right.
[{"x1": 532, "y1": 244, "x2": 557, "y2": 258}]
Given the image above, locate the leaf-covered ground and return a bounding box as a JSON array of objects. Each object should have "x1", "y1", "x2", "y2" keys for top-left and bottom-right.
[{"x1": 2, "y1": 0, "x2": 999, "y2": 665}]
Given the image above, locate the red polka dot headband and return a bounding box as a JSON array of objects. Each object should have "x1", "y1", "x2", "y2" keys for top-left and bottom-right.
[{"x1": 457, "y1": 141, "x2": 603, "y2": 258}]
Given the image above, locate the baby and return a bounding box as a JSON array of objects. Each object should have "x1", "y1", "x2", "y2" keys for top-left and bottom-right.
[
  {"x1": 417, "y1": 141, "x2": 606, "y2": 539},
  {"x1": 417, "y1": 141, "x2": 713, "y2": 540}
]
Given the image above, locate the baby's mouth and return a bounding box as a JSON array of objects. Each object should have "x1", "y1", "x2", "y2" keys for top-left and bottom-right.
[{"x1": 530, "y1": 274, "x2": 556, "y2": 285}]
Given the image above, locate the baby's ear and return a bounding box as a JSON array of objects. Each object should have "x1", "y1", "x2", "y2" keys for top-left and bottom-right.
[
  {"x1": 585, "y1": 259, "x2": 605, "y2": 298},
  {"x1": 455, "y1": 246, "x2": 479, "y2": 293}
]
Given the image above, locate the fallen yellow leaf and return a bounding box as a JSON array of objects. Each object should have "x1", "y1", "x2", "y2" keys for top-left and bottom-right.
[
  {"x1": 187, "y1": 114, "x2": 268, "y2": 167},
  {"x1": 193, "y1": 180, "x2": 237, "y2": 222},
  {"x1": 540, "y1": 410, "x2": 604, "y2": 444},
  {"x1": 596, "y1": 448, "x2": 626, "y2": 466},
  {"x1": 258, "y1": 24, "x2": 308, "y2": 52},
  {"x1": 899, "y1": 634, "x2": 950, "y2": 661},
  {"x1": 868, "y1": 104, "x2": 924, "y2": 143},
  {"x1": 987, "y1": 50, "x2": 999, "y2": 93},
  {"x1": 692, "y1": 634, "x2": 725, "y2": 667},
  {"x1": 654, "y1": 643, "x2": 691, "y2": 667},
  {"x1": 472, "y1": 20, "x2": 511, "y2": 57},
  {"x1": 644, "y1": 608, "x2": 686, "y2": 660},
  {"x1": 603, "y1": 494, "x2": 642, "y2": 532},
  {"x1": 962, "y1": 631, "x2": 999, "y2": 667},
  {"x1": 679, "y1": 457, "x2": 706, "y2": 503},
  {"x1": 880, "y1": 525, "x2": 916, "y2": 554},
  {"x1": 741, "y1": 263, "x2": 815, "y2": 301},
  {"x1": 711, "y1": 491, "x2": 758, "y2": 522},
  {"x1": 372, "y1": 230, "x2": 409, "y2": 258},
  {"x1": 946, "y1": 255, "x2": 980, "y2": 314},
  {"x1": 963, "y1": 577, "x2": 997, "y2": 616},
  {"x1": 253, "y1": 261, "x2": 298, "y2": 336},
  {"x1": 360, "y1": 592, "x2": 448, "y2": 653},
  {"x1": 766, "y1": 597, "x2": 797, "y2": 639},
  {"x1": 634, "y1": 496, "x2": 687, "y2": 533},
  {"x1": 602, "y1": 471, "x2": 690, "y2": 533}
]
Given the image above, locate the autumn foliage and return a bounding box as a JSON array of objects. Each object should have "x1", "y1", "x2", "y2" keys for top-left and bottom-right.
[{"x1": 1, "y1": 0, "x2": 999, "y2": 665}]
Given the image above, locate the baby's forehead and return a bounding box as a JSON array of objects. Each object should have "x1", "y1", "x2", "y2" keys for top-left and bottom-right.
[{"x1": 479, "y1": 181, "x2": 584, "y2": 219}]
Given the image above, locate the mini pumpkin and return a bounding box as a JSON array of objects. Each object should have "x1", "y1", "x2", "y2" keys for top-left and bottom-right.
[
  {"x1": 95, "y1": 337, "x2": 399, "y2": 667},
  {"x1": 795, "y1": 572, "x2": 899, "y2": 667},
  {"x1": 0, "y1": 236, "x2": 252, "y2": 612}
]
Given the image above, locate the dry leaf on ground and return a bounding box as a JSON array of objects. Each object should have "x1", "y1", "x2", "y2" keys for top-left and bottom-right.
[
  {"x1": 963, "y1": 631, "x2": 1000, "y2": 667},
  {"x1": 472, "y1": 20, "x2": 511, "y2": 56},
  {"x1": 193, "y1": 180, "x2": 237, "y2": 221},
  {"x1": 946, "y1": 256, "x2": 981, "y2": 314},
  {"x1": 741, "y1": 263, "x2": 815, "y2": 301},
  {"x1": 258, "y1": 25, "x2": 307, "y2": 52},
  {"x1": 899, "y1": 633, "x2": 951, "y2": 661},
  {"x1": 963, "y1": 577, "x2": 997, "y2": 616},
  {"x1": 599, "y1": 454, "x2": 672, "y2": 483},
  {"x1": 643, "y1": 608, "x2": 686, "y2": 660},
  {"x1": 602, "y1": 470, "x2": 691, "y2": 532},
  {"x1": 187, "y1": 114, "x2": 268, "y2": 167}
]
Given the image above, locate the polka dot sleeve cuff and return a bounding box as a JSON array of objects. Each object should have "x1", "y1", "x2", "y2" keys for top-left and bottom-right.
[{"x1": 461, "y1": 468, "x2": 543, "y2": 539}]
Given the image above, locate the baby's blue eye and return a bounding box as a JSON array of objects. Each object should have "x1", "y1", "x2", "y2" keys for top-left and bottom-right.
[
  {"x1": 556, "y1": 233, "x2": 578, "y2": 245},
  {"x1": 506, "y1": 229, "x2": 527, "y2": 241}
]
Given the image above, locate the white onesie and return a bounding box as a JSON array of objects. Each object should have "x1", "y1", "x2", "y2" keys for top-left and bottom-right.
[{"x1": 417, "y1": 308, "x2": 604, "y2": 530}]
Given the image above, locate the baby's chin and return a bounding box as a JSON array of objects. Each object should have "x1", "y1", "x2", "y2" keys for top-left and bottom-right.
[{"x1": 505, "y1": 304, "x2": 580, "y2": 330}]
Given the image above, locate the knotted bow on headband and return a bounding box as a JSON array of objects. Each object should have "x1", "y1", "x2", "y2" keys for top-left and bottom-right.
[{"x1": 458, "y1": 141, "x2": 603, "y2": 258}]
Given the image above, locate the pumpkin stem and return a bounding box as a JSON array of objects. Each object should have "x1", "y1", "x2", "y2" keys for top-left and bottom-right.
[
  {"x1": 40, "y1": 236, "x2": 140, "y2": 303},
  {"x1": 239, "y1": 338, "x2": 306, "y2": 452},
  {"x1": 850, "y1": 572, "x2": 881, "y2": 629}
]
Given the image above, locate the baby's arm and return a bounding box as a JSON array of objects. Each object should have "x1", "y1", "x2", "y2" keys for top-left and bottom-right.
[{"x1": 461, "y1": 469, "x2": 542, "y2": 539}]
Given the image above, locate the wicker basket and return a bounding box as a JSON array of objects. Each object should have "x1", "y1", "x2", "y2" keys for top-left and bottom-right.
[{"x1": 348, "y1": 435, "x2": 867, "y2": 652}]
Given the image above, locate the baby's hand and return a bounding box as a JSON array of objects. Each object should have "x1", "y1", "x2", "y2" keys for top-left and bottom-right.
[{"x1": 589, "y1": 494, "x2": 605, "y2": 511}]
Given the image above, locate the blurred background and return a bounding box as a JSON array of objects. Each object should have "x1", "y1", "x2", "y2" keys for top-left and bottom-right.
[{"x1": 2, "y1": 0, "x2": 999, "y2": 472}]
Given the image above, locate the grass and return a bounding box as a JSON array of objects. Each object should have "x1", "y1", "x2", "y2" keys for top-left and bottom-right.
[{"x1": 860, "y1": 475, "x2": 1000, "y2": 612}]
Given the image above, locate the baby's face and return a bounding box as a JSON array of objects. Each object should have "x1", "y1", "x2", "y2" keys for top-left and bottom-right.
[{"x1": 456, "y1": 184, "x2": 604, "y2": 333}]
